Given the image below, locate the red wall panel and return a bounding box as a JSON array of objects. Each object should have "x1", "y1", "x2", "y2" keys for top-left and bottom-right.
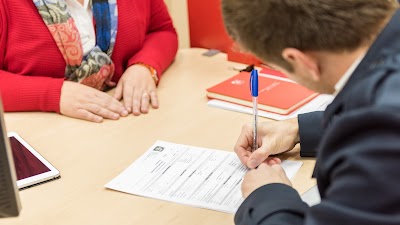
[
  {"x1": 187, "y1": 0, "x2": 261, "y2": 65},
  {"x1": 187, "y1": 0, "x2": 233, "y2": 52}
]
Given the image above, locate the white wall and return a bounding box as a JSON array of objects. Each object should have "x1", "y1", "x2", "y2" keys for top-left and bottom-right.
[{"x1": 165, "y1": 0, "x2": 190, "y2": 48}]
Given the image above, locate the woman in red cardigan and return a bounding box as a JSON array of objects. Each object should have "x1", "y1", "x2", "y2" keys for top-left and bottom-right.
[{"x1": 0, "y1": 0, "x2": 178, "y2": 122}]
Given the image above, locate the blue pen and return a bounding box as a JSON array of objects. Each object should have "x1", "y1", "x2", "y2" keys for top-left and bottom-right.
[{"x1": 250, "y1": 70, "x2": 259, "y2": 152}]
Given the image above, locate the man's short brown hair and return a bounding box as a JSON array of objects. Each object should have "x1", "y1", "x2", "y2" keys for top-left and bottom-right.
[{"x1": 222, "y1": 0, "x2": 398, "y2": 71}]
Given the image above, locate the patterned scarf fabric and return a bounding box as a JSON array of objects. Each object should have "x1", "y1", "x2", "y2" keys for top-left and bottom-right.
[{"x1": 33, "y1": 0, "x2": 118, "y2": 90}]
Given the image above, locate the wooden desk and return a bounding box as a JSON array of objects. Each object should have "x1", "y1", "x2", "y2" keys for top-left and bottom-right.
[{"x1": 1, "y1": 48, "x2": 316, "y2": 225}]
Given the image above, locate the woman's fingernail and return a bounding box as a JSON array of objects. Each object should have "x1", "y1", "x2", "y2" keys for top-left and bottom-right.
[{"x1": 121, "y1": 110, "x2": 129, "y2": 116}]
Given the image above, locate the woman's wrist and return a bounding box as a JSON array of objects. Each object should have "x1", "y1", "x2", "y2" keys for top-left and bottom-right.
[{"x1": 134, "y1": 63, "x2": 159, "y2": 85}]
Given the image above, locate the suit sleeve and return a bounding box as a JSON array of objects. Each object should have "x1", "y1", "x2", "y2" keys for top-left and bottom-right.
[
  {"x1": 298, "y1": 111, "x2": 324, "y2": 157},
  {"x1": 235, "y1": 184, "x2": 309, "y2": 225},
  {"x1": 127, "y1": 0, "x2": 178, "y2": 79}
]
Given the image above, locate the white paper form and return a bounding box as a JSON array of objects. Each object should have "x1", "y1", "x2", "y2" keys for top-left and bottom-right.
[{"x1": 105, "y1": 141, "x2": 303, "y2": 214}]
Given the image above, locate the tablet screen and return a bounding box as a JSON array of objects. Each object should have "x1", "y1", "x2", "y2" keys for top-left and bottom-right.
[{"x1": 9, "y1": 136, "x2": 51, "y2": 180}]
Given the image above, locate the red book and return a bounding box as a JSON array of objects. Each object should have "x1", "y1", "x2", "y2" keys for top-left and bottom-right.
[{"x1": 206, "y1": 72, "x2": 319, "y2": 115}]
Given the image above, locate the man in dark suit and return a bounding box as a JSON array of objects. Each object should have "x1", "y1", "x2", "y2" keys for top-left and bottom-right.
[{"x1": 221, "y1": 0, "x2": 400, "y2": 224}]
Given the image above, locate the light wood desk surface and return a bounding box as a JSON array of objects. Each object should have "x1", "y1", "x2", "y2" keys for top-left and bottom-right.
[{"x1": 1, "y1": 48, "x2": 316, "y2": 225}]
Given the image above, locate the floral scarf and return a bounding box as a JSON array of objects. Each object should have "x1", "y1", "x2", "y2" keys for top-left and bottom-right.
[{"x1": 33, "y1": 0, "x2": 118, "y2": 90}]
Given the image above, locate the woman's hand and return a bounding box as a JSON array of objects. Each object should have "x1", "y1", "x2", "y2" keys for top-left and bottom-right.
[
  {"x1": 114, "y1": 64, "x2": 159, "y2": 115},
  {"x1": 60, "y1": 81, "x2": 128, "y2": 123}
]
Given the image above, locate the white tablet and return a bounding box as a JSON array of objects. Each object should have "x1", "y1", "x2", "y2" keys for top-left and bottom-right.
[{"x1": 7, "y1": 132, "x2": 60, "y2": 189}]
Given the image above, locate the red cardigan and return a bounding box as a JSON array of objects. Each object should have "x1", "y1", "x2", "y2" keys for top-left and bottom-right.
[{"x1": 0, "y1": 0, "x2": 178, "y2": 113}]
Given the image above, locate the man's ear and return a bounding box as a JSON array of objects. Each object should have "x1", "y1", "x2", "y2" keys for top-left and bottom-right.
[{"x1": 282, "y1": 48, "x2": 321, "y2": 81}]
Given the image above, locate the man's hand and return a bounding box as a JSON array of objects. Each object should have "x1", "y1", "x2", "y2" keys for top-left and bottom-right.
[
  {"x1": 114, "y1": 64, "x2": 159, "y2": 115},
  {"x1": 234, "y1": 118, "x2": 300, "y2": 169},
  {"x1": 60, "y1": 81, "x2": 128, "y2": 122},
  {"x1": 242, "y1": 160, "x2": 292, "y2": 198}
]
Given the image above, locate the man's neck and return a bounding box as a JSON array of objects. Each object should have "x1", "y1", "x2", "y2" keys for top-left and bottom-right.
[{"x1": 316, "y1": 47, "x2": 369, "y2": 92}]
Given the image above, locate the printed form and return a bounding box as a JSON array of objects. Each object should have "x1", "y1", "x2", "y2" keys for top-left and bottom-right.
[{"x1": 105, "y1": 141, "x2": 303, "y2": 214}]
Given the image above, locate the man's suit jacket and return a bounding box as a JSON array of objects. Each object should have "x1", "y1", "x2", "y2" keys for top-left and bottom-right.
[{"x1": 235, "y1": 9, "x2": 400, "y2": 225}]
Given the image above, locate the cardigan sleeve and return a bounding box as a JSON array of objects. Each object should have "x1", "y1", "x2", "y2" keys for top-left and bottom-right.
[
  {"x1": 0, "y1": 1, "x2": 64, "y2": 113},
  {"x1": 0, "y1": 70, "x2": 64, "y2": 113},
  {"x1": 127, "y1": 0, "x2": 178, "y2": 79}
]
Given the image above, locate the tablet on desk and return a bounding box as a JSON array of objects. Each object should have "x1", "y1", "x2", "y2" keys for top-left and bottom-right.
[{"x1": 7, "y1": 132, "x2": 60, "y2": 189}]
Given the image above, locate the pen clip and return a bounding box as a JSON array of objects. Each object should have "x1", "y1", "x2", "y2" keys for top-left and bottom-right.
[{"x1": 250, "y1": 69, "x2": 259, "y2": 97}]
